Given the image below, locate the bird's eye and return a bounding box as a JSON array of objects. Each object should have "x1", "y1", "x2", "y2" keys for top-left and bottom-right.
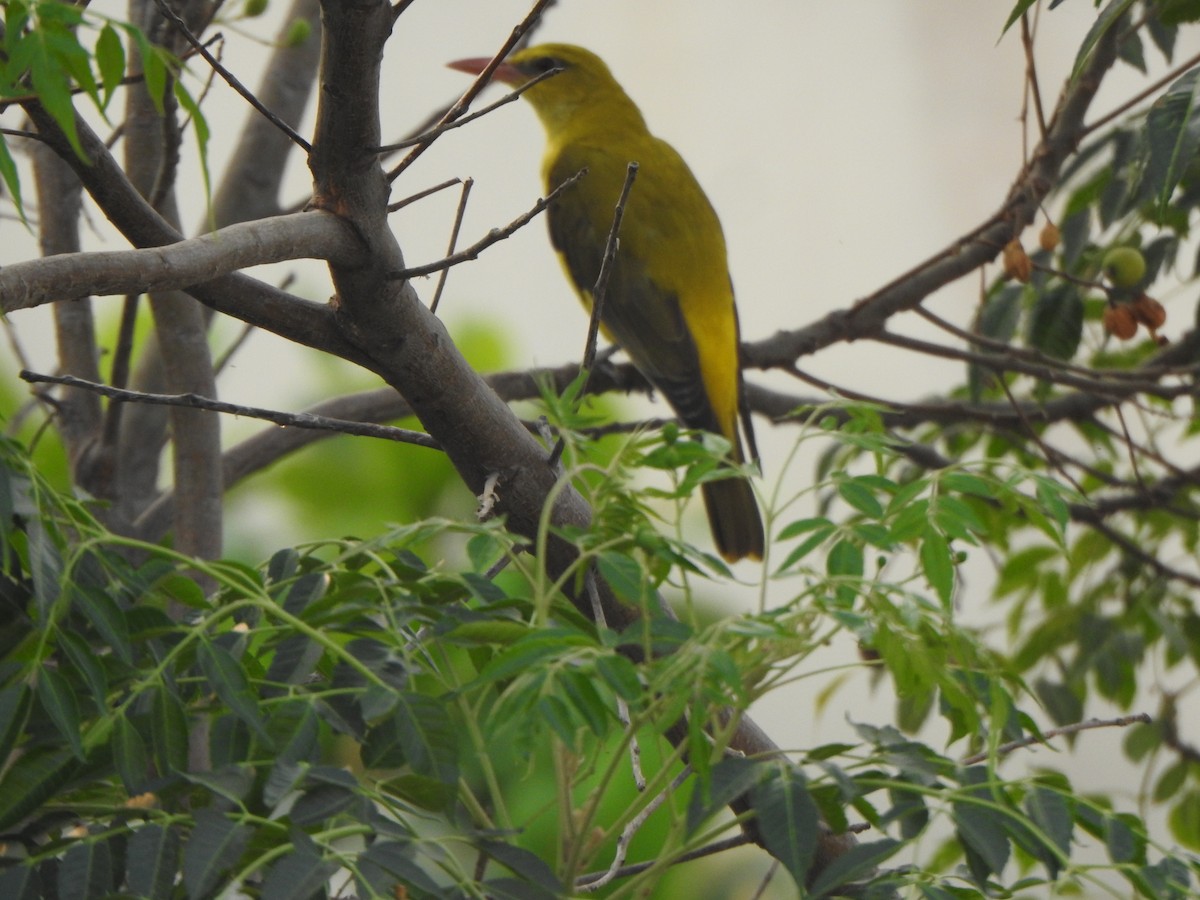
[{"x1": 528, "y1": 56, "x2": 562, "y2": 75}]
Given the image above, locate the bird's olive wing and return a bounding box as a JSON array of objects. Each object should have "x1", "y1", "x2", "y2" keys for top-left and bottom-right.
[{"x1": 545, "y1": 158, "x2": 723, "y2": 437}]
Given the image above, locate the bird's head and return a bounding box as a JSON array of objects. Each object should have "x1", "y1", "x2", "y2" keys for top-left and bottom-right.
[{"x1": 448, "y1": 43, "x2": 642, "y2": 134}]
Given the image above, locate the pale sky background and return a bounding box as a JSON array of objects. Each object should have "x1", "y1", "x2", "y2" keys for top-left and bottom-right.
[{"x1": 4, "y1": 2, "x2": 1198, "y2": 890}]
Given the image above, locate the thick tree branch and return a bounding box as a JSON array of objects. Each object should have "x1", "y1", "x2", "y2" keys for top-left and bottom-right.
[
  {"x1": 30, "y1": 139, "x2": 102, "y2": 467},
  {"x1": 0, "y1": 212, "x2": 362, "y2": 311},
  {"x1": 121, "y1": 0, "x2": 223, "y2": 570},
  {"x1": 21, "y1": 104, "x2": 372, "y2": 368}
]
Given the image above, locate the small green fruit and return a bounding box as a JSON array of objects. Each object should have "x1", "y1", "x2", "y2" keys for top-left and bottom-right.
[
  {"x1": 283, "y1": 18, "x2": 312, "y2": 47},
  {"x1": 243, "y1": 0, "x2": 268, "y2": 17},
  {"x1": 1102, "y1": 246, "x2": 1146, "y2": 288}
]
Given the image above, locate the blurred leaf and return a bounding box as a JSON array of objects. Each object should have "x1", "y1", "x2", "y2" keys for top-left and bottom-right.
[
  {"x1": 58, "y1": 631, "x2": 108, "y2": 715},
  {"x1": 560, "y1": 669, "x2": 611, "y2": 736},
  {"x1": 827, "y1": 539, "x2": 863, "y2": 579},
  {"x1": 1154, "y1": 760, "x2": 1188, "y2": 803},
  {"x1": 183, "y1": 765, "x2": 256, "y2": 808},
  {"x1": 1106, "y1": 812, "x2": 1145, "y2": 864},
  {"x1": 127, "y1": 824, "x2": 181, "y2": 900},
  {"x1": 289, "y1": 783, "x2": 357, "y2": 826},
  {"x1": 919, "y1": 529, "x2": 955, "y2": 606},
  {"x1": 1140, "y1": 68, "x2": 1200, "y2": 214},
  {"x1": 477, "y1": 839, "x2": 563, "y2": 893},
  {"x1": 73, "y1": 586, "x2": 132, "y2": 664},
  {"x1": 113, "y1": 713, "x2": 150, "y2": 794},
  {"x1": 1073, "y1": 0, "x2": 1136, "y2": 78},
  {"x1": 58, "y1": 837, "x2": 113, "y2": 900},
  {"x1": 0, "y1": 747, "x2": 80, "y2": 831},
  {"x1": 687, "y1": 756, "x2": 761, "y2": 835},
  {"x1": 183, "y1": 808, "x2": 251, "y2": 899},
  {"x1": 1001, "y1": 0, "x2": 1038, "y2": 36},
  {"x1": 594, "y1": 653, "x2": 642, "y2": 702},
  {"x1": 1026, "y1": 283, "x2": 1084, "y2": 360},
  {"x1": 199, "y1": 642, "x2": 271, "y2": 745},
  {"x1": 0, "y1": 135, "x2": 26, "y2": 224},
  {"x1": 356, "y1": 840, "x2": 443, "y2": 896},
  {"x1": 776, "y1": 519, "x2": 836, "y2": 571},
  {"x1": 1168, "y1": 789, "x2": 1200, "y2": 850},
  {"x1": 953, "y1": 767, "x2": 1010, "y2": 882},
  {"x1": 0, "y1": 864, "x2": 42, "y2": 900},
  {"x1": 477, "y1": 630, "x2": 593, "y2": 685},
  {"x1": 1157, "y1": 0, "x2": 1200, "y2": 25},
  {"x1": 261, "y1": 830, "x2": 337, "y2": 900},
  {"x1": 265, "y1": 635, "x2": 323, "y2": 686},
  {"x1": 283, "y1": 571, "x2": 328, "y2": 615},
  {"x1": 1025, "y1": 785, "x2": 1073, "y2": 876},
  {"x1": 394, "y1": 690, "x2": 458, "y2": 787},
  {"x1": 749, "y1": 764, "x2": 821, "y2": 888},
  {"x1": 94, "y1": 23, "x2": 124, "y2": 105},
  {"x1": 0, "y1": 683, "x2": 32, "y2": 765},
  {"x1": 886, "y1": 779, "x2": 930, "y2": 840},
  {"x1": 150, "y1": 684, "x2": 189, "y2": 776},
  {"x1": 596, "y1": 550, "x2": 648, "y2": 604},
  {"x1": 37, "y1": 666, "x2": 83, "y2": 758},
  {"x1": 836, "y1": 476, "x2": 884, "y2": 519},
  {"x1": 808, "y1": 838, "x2": 902, "y2": 899},
  {"x1": 27, "y1": 520, "x2": 63, "y2": 616}
]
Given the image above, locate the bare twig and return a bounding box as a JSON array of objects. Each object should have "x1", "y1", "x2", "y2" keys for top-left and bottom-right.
[
  {"x1": 429, "y1": 178, "x2": 473, "y2": 314},
  {"x1": 148, "y1": 0, "x2": 311, "y2": 152},
  {"x1": 547, "y1": 163, "x2": 637, "y2": 470},
  {"x1": 582, "y1": 163, "x2": 638, "y2": 380},
  {"x1": 20, "y1": 371, "x2": 441, "y2": 450},
  {"x1": 385, "y1": 0, "x2": 556, "y2": 180},
  {"x1": 1083, "y1": 48, "x2": 1200, "y2": 138},
  {"x1": 576, "y1": 766, "x2": 691, "y2": 892},
  {"x1": 377, "y1": 66, "x2": 563, "y2": 155},
  {"x1": 1020, "y1": 14, "x2": 1048, "y2": 142},
  {"x1": 390, "y1": 170, "x2": 585, "y2": 280},
  {"x1": 387, "y1": 177, "x2": 462, "y2": 213},
  {"x1": 962, "y1": 713, "x2": 1152, "y2": 766},
  {"x1": 576, "y1": 834, "x2": 753, "y2": 889}
]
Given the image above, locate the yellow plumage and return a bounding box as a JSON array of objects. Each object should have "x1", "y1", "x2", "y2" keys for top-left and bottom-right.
[{"x1": 450, "y1": 44, "x2": 764, "y2": 561}]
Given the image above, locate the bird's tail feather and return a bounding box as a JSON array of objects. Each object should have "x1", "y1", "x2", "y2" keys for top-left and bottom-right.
[{"x1": 702, "y1": 476, "x2": 764, "y2": 562}]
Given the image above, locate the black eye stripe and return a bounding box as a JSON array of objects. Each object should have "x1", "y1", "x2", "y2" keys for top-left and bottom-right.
[{"x1": 529, "y1": 56, "x2": 561, "y2": 74}]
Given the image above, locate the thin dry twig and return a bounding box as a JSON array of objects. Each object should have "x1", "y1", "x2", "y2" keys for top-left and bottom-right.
[
  {"x1": 962, "y1": 713, "x2": 1152, "y2": 766},
  {"x1": 377, "y1": 65, "x2": 563, "y2": 155},
  {"x1": 576, "y1": 834, "x2": 753, "y2": 890},
  {"x1": 547, "y1": 163, "x2": 637, "y2": 470},
  {"x1": 385, "y1": 0, "x2": 556, "y2": 181},
  {"x1": 576, "y1": 766, "x2": 691, "y2": 893},
  {"x1": 1083, "y1": 47, "x2": 1200, "y2": 138},
  {"x1": 21, "y1": 371, "x2": 441, "y2": 450},
  {"x1": 429, "y1": 178, "x2": 473, "y2": 314},
  {"x1": 581, "y1": 163, "x2": 638, "y2": 379},
  {"x1": 1021, "y1": 14, "x2": 1049, "y2": 142},
  {"x1": 390, "y1": 170, "x2": 586, "y2": 280},
  {"x1": 387, "y1": 177, "x2": 462, "y2": 213},
  {"x1": 149, "y1": 0, "x2": 311, "y2": 152}
]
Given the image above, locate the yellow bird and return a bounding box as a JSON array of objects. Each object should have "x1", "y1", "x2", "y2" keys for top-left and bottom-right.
[{"x1": 450, "y1": 44, "x2": 764, "y2": 562}]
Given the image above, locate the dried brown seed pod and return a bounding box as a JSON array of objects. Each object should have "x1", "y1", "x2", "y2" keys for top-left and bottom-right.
[
  {"x1": 1130, "y1": 294, "x2": 1166, "y2": 330},
  {"x1": 1003, "y1": 238, "x2": 1032, "y2": 283},
  {"x1": 1039, "y1": 222, "x2": 1061, "y2": 252},
  {"x1": 1103, "y1": 304, "x2": 1138, "y2": 340}
]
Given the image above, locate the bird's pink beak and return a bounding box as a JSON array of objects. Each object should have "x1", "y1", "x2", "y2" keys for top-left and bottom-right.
[{"x1": 447, "y1": 56, "x2": 526, "y2": 87}]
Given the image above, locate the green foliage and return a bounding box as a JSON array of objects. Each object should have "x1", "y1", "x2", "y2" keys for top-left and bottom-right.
[
  {"x1": 0, "y1": 0, "x2": 200, "y2": 219},
  {"x1": 0, "y1": 401, "x2": 1193, "y2": 898},
  {"x1": 5, "y1": 3, "x2": 1200, "y2": 898}
]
